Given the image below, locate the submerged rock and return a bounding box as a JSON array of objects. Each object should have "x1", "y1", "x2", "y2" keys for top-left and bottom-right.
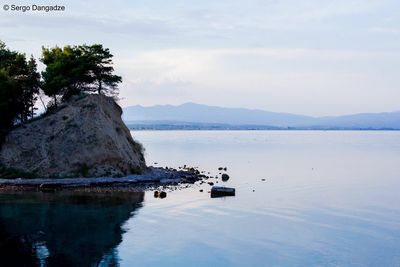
[{"x1": 0, "y1": 94, "x2": 146, "y2": 178}]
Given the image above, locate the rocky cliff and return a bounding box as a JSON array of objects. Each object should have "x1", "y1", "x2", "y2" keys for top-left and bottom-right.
[{"x1": 0, "y1": 94, "x2": 146, "y2": 178}]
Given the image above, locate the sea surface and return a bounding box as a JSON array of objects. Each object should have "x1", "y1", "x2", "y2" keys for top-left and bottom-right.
[{"x1": 1, "y1": 131, "x2": 400, "y2": 267}]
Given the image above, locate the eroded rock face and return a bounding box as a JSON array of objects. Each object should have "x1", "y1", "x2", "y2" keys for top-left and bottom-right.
[{"x1": 0, "y1": 94, "x2": 146, "y2": 177}]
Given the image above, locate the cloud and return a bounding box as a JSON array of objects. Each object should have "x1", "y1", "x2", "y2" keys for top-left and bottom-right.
[
  {"x1": 2, "y1": 0, "x2": 399, "y2": 115},
  {"x1": 119, "y1": 78, "x2": 193, "y2": 107},
  {"x1": 114, "y1": 47, "x2": 400, "y2": 115}
]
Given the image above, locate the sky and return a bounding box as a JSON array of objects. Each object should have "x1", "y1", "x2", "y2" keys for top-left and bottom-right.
[{"x1": 1, "y1": 0, "x2": 400, "y2": 116}]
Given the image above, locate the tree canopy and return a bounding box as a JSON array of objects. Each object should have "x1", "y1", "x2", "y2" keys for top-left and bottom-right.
[
  {"x1": 0, "y1": 41, "x2": 40, "y2": 141},
  {"x1": 41, "y1": 44, "x2": 122, "y2": 106},
  {"x1": 82, "y1": 44, "x2": 122, "y2": 96}
]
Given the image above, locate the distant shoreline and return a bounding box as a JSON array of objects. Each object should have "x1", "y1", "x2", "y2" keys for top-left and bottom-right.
[{"x1": 127, "y1": 126, "x2": 400, "y2": 131}]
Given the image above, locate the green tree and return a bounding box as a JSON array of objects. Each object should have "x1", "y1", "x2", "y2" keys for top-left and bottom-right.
[
  {"x1": 4, "y1": 51, "x2": 40, "y2": 122},
  {"x1": 41, "y1": 46, "x2": 93, "y2": 106},
  {"x1": 0, "y1": 70, "x2": 19, "y2": 142},
  {"x1": 0, "y1": 41, "x2": 18, "y2": 70},
  {"x1": 41, "y1": 44, "x2": 122, "y2": 104},
  {"x1": 0, "y1": 41, "x2": 40, "y2": 142},
  {"x1": 83, "y1": 44, "x2": 122, "y2": 97},
  {"x1": 22, "y1": 56, "x2": 41, "y2": 119}
]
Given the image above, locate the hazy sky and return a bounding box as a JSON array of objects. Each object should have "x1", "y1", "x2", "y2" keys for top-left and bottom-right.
[{"x1": 1, "y1": 0, "x2": 400, "y2": 116}]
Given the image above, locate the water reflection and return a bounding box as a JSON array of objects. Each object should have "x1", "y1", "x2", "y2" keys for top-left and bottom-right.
[{"x1": 0, "y1": 191, "x2": 144, "y2": 267}]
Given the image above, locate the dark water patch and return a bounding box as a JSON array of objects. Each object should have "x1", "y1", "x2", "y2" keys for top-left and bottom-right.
[{"x1": 0, "y1": 191, "x2": 144, "y2": 266}]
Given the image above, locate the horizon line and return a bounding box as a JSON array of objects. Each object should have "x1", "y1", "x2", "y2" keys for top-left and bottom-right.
[{"x1": 121, "y1": 101, "x2": 400, "y2": 118}]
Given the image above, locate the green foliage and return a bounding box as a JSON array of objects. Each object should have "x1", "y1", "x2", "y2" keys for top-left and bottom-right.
[
  {"x1": 130, "y1": 139, "x2": 145, "y2": 162},
  {"x1": 19, "y1": 56, "x2": 41, "y2": 121},
  {"x1": 41, "y1": 45, "x2": 93, "y2": 105},
  {"x1": 82, "y1": 44, "x2": 122, "y2": 97},
  {"x1": 130, "y1": 167, "x2": 143, "y2": 175},
  {"x1": 0, "y1": 69, "x2": 19, "y2": 142},
  {"x1": 0, "y1": 164, "x2": 37, "y2": 179},
  {"x1": 77, "y1": 163, "x2": 90, "y2": 177},
  {"x1": 0, "y1": 41, "x2": 40, "y2": 143},
  {"x1": 41, "y1": 44, "x2": 122, "y2": 104}
]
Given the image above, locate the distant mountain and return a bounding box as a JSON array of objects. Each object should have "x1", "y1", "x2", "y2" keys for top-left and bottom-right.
[
  {"x1": 313, "y1": 112, "x2": 400, "y2": 129},
  {"x1": 122, "y1": 103, "x2": 400, "y2": 130}
]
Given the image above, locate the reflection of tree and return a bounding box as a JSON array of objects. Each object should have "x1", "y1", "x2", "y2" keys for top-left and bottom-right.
[
  {"x1": 0, "y1": 223, "x2": 40, "y2": 267},
  {"x1": 0, "y1": 192, "x2": 144, "y2": 267}
]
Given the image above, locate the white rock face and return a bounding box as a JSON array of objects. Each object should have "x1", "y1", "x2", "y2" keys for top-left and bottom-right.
[{"x1": 0, "y1": 94, "x2": 146, "y2": 177}]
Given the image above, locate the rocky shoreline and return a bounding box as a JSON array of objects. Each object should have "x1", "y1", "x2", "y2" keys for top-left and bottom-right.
[{"x1": 0, "y1": 166, "x2": 204, "y2": 192}]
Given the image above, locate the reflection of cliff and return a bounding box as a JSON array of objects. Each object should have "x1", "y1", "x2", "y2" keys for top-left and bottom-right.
[{"x1": 0, "y1": 192, "x2": 144, "y2": 267}]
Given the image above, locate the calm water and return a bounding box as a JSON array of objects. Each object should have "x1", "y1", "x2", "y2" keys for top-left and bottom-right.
[{"x1": 1, "y1": 131, "x2": 400, "y2": 266}]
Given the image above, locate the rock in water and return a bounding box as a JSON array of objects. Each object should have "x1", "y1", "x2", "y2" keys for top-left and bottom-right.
[
  {"x1": 0, "y1": 94, "x2": 146, "y2": 178},
  {"x1": 211, "y1": 186, "x2": 235, "y2": 198},
  {"x1": 221, "y1": 173, "x2": 230, "y2": 181}
]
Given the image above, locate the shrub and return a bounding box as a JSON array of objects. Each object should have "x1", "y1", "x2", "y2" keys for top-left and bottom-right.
[{"x1": 0, "y1": 164, "x2": 37, "y2": 179}]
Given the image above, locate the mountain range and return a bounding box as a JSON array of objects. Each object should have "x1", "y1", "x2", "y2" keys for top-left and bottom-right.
[{"x1": 122, "y1": 102, "x2": 400, "y2": 130}]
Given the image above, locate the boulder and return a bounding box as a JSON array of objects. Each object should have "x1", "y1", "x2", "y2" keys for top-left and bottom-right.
[
  {"x1": 211, "y1": 186, "x2": 235, "y2": 198},
  {"x1": 0, "y1": 94, "x2": 146, "y2": 178},
  {"x1": 221, "y1": 173, "x2": 230, "y2": 181}
]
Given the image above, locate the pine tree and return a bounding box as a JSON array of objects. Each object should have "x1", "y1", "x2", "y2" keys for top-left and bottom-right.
[
  {"x1": 0, "y1": 41, "x2": 40, "y2": 142},
  {"x1": 83, "y1": 44, "x2": 122, "y2": 97}
]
